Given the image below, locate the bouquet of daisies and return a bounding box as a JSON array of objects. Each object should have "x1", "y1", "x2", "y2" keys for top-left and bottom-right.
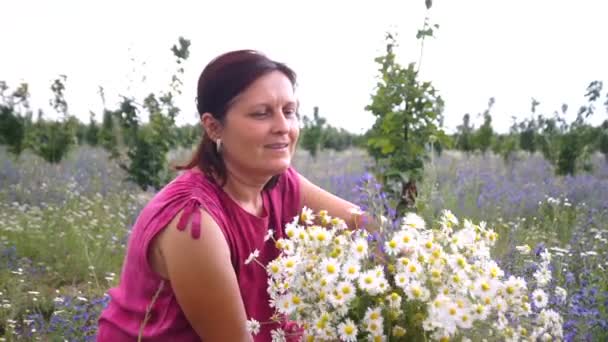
[{"x1": 247, "y1": 208, "x2": 564, "y2": 341}]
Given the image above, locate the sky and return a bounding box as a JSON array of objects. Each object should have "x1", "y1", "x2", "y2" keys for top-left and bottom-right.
[{"x1": 1, "y1": 0, "x2": 607, "y2": 134}]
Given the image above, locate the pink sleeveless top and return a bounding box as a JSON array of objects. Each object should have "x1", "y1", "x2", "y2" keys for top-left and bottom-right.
[{"x1": 97, "y1": 167, "x2": 302, "y2": 341}]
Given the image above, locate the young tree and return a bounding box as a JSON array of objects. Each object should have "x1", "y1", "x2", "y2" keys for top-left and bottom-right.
[
  {"x1": 299, "y1": 106, "x2": 326, "y2": 159},
  {"x1": 365, "y1": 30, "x2": 447, "y2": 213}
]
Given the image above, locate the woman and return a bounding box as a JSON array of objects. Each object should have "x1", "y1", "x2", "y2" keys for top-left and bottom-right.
[{"x1": 97, "y1": 49, "x2": 364, "y2": 341}]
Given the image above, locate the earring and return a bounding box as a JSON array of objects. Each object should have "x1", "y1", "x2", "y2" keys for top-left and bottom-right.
[{"x1": 216, "y1": 138, "x2": 222, "y2": 153}]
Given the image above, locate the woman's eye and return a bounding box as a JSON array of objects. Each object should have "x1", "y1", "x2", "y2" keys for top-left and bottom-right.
[
  {"x1": 284, "y1": 109, "x2": 297, "y2": 117},
  {"x1": 252, "y1": 112, "x2": 268, "y2": 118}
]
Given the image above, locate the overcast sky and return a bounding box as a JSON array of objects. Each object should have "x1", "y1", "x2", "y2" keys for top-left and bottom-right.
[{"x1": 1, "y1": 0, "x2": 607, "y2": 133}]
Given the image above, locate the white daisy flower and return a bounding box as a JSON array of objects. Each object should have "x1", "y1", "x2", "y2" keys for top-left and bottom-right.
[
  {"x1": 515, "y1": 244, "x2": 531, "y2": 255},
  {"x1": 342, "y1": 260, "x2": 361, "y2": 280},
  {"x1": 300, "y1": 206, "x2": 314, "y2": 225},
  {"x1": 503, "y1": 275, "x2": 526, "y2": 297},
  {"x1": 358, "y1": 270, "x2": 379, "y2": 294},
  {"x1": 364, "y1": 306, "x2": 383, "y2": 324},
  {"x1": 320, "y1": 258, "x2": 340, "y2": 279},
  {"x1": 532, "y1": 288, "x2": 548, "y2": 308},
  {"x1": 245, "y1": 249, "x2": 259, "y2": 265},
  {"x1": 394, "y1": 272, "x2": 409, "y2": 289},
  {"x1": 456, "y1": 309, "x2": 474, "y2": 329},
  {"x1": 405, "y1": 281, "x2": 430, "y2": 301},
  {"x1": 309, "y1": 226, "x2": 333, "y2": 247},
  {"x1": 275, "y1": 294, "x2": 295, "y2": 315},
  {"x1": 395, "y1": 229, "x2": 419, "y2": 250},
  {"x1": 246, "y1": 318, "x2": 260, "y2": 335},
  {"x1": 386, "y1": 292, "x2": 402, "y2": 309},
  {"x1": 384, "y1": 237, "x2": 401, "y2": 256},
  {"x1": 472, "y1": 276, "x2": 499, "y2": 299},
  {"x1": 266, "y1": 259, "x2": 283, "y2": 278},
  {"x1": 555, "y1": 286, "x2": 567, "y2": 303},
  {"x1": 337, "y1": 319, "x2": 358, "y2": 342},
  {"x1": 336, "y1": 281, "x2": 356, "y2": 302},
  {"x1": 264, "y1": 229, "x2": 274, "y2": 242},
  {"x1": 402, "y1": 212, "x2": 426, "y2": 230},
  {"x1": 270, "y1": 328, "x2": 286, "y2": 342},
  {"x1": 441, "y1": 209, "x2": 459, "y2": 226},
  {"x1": 352, "y1": 237, "x2": 369, "y2": 259},
  {"x1": 533, "y1": 268, "x2": 552, "y2": 287},
  {"x1": 448, "y1": 254, "x2": 471, "y2": 273}
]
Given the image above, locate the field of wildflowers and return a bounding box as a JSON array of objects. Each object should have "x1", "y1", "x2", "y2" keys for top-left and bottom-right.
[{"x1": 0, "y1": 146, "x2": 606, "y2": 341}]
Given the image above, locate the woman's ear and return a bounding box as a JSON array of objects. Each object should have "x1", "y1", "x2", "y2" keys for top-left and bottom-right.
[{"x1": 201, "y1": 113, "x2": 222, "y2": 140}]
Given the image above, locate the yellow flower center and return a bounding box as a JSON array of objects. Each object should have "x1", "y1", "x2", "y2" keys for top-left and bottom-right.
[
  {"x1": 457, "y1": 258, "x2": 466, "y2": 267},
  {"x1": 481, "y1": 282, "x2": 490, "y2": 292}
]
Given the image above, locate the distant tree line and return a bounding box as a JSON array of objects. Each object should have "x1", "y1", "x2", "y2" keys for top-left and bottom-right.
[
  {"x1": 448, "y1": 81, "x2": 608, "y2": 176},
  {"x1": 2, "y1": 33, "x2": 607, "y2": 196},
  {"x1": 1, "y1": 37, "x2": 194, "y2": 191}
]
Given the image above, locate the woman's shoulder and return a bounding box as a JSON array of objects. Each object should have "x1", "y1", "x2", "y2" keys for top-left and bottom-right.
[{"x1": 138, "y1": 170, "x2": 223, "y2": 222}]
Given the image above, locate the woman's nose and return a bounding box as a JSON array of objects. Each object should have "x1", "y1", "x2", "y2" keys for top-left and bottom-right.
[{"x1": 273, "y1": 112, "x2": 291, "y2": 133}]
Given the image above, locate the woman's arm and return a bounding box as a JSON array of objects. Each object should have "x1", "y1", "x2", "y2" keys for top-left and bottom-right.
[{"x1": 155, "y1": 209, "x2": 252, "y2": 342}]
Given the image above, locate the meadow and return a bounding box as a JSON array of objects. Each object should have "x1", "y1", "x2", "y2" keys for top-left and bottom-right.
[{"x1": 0, "y1": 146, "x2": 607, "y2": 341}]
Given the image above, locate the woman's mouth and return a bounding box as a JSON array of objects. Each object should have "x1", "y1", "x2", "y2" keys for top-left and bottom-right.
[{"x1": 265, "y1": 143, "x2": 289, "y2": 151}]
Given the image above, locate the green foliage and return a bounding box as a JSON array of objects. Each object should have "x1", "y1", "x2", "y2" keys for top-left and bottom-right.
[
  {"x1": 85, "y1": 111, "x2": 100, "y2": 146},
  {"x1": 455, "y1": 113, "x2": 474, "y2": 152},
  {"x1": 451, "y1": 81, "x2": 608, "y2": 176},
  {"x1": 118, "y1": 36, "x2": 191, "y2": 190},
  {"x1": 0, "y1": 82, "x2": 29, "y2": 156},
  {"x1": 473, "y1": 98, "x2": 495, "y2": 154},
  {"x1": 28, "y1": 76, "x2": 77, "y2": 164},
  {"x1": 121, "y1": 125, "x2": 167, "y2": 190},
  {"x1": 599, "y1": 120, "x2": 608, "y2": 162},
  {"x1": 98, "y1": 108, "x2": 119, "y2": 158},
  {"x1": 365, "y1": 32, "x2": 447, "y2": 212},
  {"x1": 27, "y1": 115, "x2": 78, "y2": 164},
  {"x1": 173, "y1": 123, "x2": 200, "y2": 149},
  {"x1": 322, "y1": 126, "x2": 360, "y2": 152},
  {"x1": 299, "y1": 106, "x2": 326, "y2": 159}
]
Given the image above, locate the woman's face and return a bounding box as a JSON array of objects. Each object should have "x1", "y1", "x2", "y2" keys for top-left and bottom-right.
[{"x1": 219, "y1": 71, "x2": 299, "y2": 180}]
